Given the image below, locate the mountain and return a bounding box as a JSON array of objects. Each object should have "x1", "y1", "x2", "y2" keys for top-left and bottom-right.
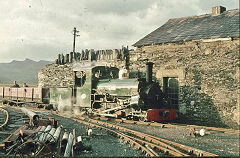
[{"x1": 0, "y1": 58, "x2": 52, "y2": 84}]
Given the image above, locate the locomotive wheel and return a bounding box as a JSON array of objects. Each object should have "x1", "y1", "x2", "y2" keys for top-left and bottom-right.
[
  {"x1": 132, "y1": 116, "x2": 139, "y2": 121},
  {"x1": 139, "y1": 116, "x2": 147, "y2": 122}
]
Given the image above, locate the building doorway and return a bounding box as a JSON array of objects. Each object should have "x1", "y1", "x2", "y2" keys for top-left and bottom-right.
[{"x1": 163, "y1": 77, "x2": 179, "y2": 109}]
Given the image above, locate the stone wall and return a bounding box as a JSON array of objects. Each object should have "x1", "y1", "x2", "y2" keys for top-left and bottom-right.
[
  {"x1": 129, "y1": 38, "x2": 239, "y2": 128},
  {"x1": 38, "y1": 64, "x2": 74, "y2": 88},
  {"x1": 55, "y1": 47, "x2": 129, "y2": 66}
]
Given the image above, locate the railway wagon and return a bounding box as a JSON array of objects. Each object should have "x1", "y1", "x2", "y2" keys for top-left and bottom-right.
[{"x1": 0, "y1": 86, "x2": 49, "y2": 103}]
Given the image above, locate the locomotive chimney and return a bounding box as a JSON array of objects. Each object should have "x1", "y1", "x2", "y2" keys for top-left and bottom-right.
[{"x1": 146, "y1": 62, "x2": 154, "y2": 83}]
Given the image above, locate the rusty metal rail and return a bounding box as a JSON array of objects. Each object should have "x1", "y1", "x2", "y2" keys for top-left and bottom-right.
[
  {"x1": 76, "y1": 117, "x2": 218, "y2": 157},
  {"x1": 95, "y1": 116, "x2": 240, "y2": 134},
  {"x1": 0, "y1": 107, "x2": 9, "y2": 129}
]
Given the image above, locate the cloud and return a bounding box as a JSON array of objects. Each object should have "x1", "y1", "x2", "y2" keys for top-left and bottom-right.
[
  {"x1": 1, "y1": 42, "x2": 66, "y2": 62},
  {"x1": 0, "y1": 0, "x2": 238, "y2": 62},
  {"x1": 79, "y1": 0, "x2": 154, "y2": 15}
]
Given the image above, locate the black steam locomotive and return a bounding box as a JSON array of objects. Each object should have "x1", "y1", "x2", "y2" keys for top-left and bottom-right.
[{"x1": 82, "y1": 62, "x2": 177, "y2": 121}]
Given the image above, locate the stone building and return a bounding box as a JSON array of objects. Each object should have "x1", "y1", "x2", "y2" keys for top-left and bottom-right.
[
  {"x1": 38, "y1": 6, "x2": 239, "y2": 128},
  {"x1": 132, "y1": 6, "x2": 239, "y2": 128}
]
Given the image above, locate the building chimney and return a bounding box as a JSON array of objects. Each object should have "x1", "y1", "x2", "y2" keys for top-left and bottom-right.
[{"x1": 212, "y1": 6, "x2": 226, "y2": 16}]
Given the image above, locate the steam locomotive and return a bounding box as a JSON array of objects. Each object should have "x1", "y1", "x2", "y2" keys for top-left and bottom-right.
[
  {"x1": 0, "y1": 62, "x2": 177, "y2": 122},
  {"x1": 51, "y1": 61, "x2": 177, "y2": 121}
]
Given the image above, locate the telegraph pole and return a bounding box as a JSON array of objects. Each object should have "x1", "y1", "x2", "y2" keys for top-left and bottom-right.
[
  {"x1": 72, "y1": 27, "x2": 80, "y2": 109},
  {"x1": 72, "y1": 27, "x2": 80, "y2": 54}
]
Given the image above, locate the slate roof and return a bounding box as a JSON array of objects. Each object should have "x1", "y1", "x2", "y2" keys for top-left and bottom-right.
[{"x1": 133, "y1": 9, "x2": 239, "y2": 47}]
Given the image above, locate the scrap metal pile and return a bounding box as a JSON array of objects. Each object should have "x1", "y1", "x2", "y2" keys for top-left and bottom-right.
[{"x1": 1, "y1": 107, "x2": 90, "y2": 157}]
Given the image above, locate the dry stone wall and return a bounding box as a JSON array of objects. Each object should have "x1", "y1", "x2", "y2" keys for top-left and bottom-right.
[
  {"x1": 129, "y1": 39, "x2": 239, "y2": 128},
  {"x1": 55, "y1": 48, "x2": 129, "y2": 66}
]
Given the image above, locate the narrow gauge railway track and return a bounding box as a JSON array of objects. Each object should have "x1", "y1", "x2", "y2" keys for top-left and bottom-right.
[
  {"x1": 73, "y1": 117, "x2": 218, "y2": 157},
  {"x1": 95, "y1": 116, "x2": 240, "y2": 134},
  {"x1": 15, "y1": 104, "x2": 239, "y2": 135}
]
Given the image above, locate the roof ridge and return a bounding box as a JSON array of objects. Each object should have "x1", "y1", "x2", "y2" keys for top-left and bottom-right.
[{"x1": 168, "y1": 8, "x2": 239, "y2": 22}]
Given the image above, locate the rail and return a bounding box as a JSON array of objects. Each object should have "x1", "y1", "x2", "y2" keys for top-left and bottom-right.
[
  {"x1": 95, "y1": 116, "x2": 240, "y2": 134},
  {"x1": 0, "y1": 107, "x2": 9, "y2": 129}
]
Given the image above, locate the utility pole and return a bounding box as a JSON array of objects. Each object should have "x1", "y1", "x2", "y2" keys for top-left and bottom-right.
[
  {"x1": 72, "y1": 27, "x2": 80, "y2": 54},
  {"x1": 72, "y1": 27, "x2": 80, "y2": 109}
]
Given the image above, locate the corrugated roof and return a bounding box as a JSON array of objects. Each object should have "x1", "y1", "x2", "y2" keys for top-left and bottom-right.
[{"x1": 133, "y1": 9, "x2": 239, "y2": 47}]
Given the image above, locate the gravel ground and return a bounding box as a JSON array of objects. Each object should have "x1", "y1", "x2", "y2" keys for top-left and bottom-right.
[{"x1": 112, "y1": 121, "x2": 239, "y2": 157}]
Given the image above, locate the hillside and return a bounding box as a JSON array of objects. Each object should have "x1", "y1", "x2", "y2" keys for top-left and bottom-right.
[{"x1": 0, "y1": 59, "x2": 52, "y2": 84}]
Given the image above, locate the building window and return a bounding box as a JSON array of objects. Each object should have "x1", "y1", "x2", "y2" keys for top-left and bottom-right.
[{"x1": 163, "y1": 77, "x2": 179, "y2": 109}]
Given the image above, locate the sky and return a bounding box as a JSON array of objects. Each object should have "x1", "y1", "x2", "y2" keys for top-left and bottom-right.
[{"x1": 0, "y1": 0, "x2": 238, "y2": 63}]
